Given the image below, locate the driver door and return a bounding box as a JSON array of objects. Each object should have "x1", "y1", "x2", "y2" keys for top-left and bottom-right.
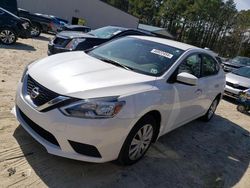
[{"x1": 164, "y1": 54, "x2": 206, "y2": 132}]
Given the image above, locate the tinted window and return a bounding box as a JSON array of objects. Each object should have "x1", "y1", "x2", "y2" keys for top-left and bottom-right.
[
  {"x1": 178, "y1": 54, "x2": 201, "y2": 78},
  {"x1": 202, "y1": 55, "x2": 219, "y2": 77},
  {"x1": 88, "y1": 37, "x2": 184, "y2": 76},
  {"x1": 231, "y1": 56, "x2": 250, "y2": 66},
  {"x1": 89, "y1": 26, "x2": 126, "y2": 39}
]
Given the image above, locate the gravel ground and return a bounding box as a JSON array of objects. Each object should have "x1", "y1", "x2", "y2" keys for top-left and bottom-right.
[{"x1": 0, "y1": 34, "x2": 249, "y2": 188}]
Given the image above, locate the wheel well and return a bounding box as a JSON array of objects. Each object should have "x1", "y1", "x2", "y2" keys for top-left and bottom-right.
[
  {"x1": 139, "y1": 110, "x2": 161, "y2": 142},
  {"x1": 216, "y1": 93, "x2": 222, "y2": 99},
  {"x1": 32, "y1": 22, "x2": 42, "y2": 29},
  {"x1": 215, "y1": 93, "x2": 222, "y2": 103}
]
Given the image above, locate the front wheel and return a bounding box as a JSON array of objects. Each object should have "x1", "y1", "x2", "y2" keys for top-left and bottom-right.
[
  {"x1": 202, "y1": 98, "x2": 219, "y2": 121},
  {"x1": 0, "y1": 29, "x2": 17, "y2": 45},
  {"x1": 117, "y1": 115, "x2": 156, "y2": 165}
]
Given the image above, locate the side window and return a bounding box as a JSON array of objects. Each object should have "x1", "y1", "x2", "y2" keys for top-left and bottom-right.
[
  {"x1": 202, "y1": 55, "x2": 220, "y2": 77},
  {"x1": 178, "y1": 54, "x2": 201, "y2": 78}
]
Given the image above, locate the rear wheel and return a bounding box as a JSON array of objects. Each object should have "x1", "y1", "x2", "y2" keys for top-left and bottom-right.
[
  {"x1": 0, "y1": 29, "x2": 17, "y2": 45},
  {"x1": 117, "y1": 115, "x2": 156, "y2": 165},
  {"x1": 237, "y1": 105, "x2": 246, "y2": 113}
]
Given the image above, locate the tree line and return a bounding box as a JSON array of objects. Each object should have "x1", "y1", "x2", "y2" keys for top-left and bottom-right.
[{"x1": 102, "y1": 0, "x2": 250, "y2": 58}]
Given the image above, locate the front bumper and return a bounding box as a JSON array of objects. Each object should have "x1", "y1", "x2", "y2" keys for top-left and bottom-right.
[
  {"x1": 14, "y1": 82, "x2": 134, "y2": 163},
  {"x1": 18, "y1": 28, "x2": 31, "y2": 39},
  {"x1": 224, "y1": 85, "x2": 241, "y2": 98}
]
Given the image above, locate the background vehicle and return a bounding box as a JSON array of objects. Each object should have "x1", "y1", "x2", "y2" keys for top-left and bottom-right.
[
  {"x1": 237, "y1": 89, "x2": 250, "y2": 113},
  {"x1": 48, "y1": 26, "x2": 155, "y2": 55},
  {"x1": 60, "y1": 25, "x2": 91, "y2": 33},
  {"x1": 222, "y1": 56, "x2": 250, "y2": 72},
  {"x1": 0, "y1": 0, "x2": 17, "y2": 15},
  {"x1": 15, "y1": 36, "x2": 225, "y2": 165},
  {"x1": 18, "y1": 8, "x2": 65, "y2": 37},
  {"x1": 0, "y1": 7, "x2": 30, "y2": 45},
  {"x1": 224, "y1": 66, "x2": 250, "y2": 98}
]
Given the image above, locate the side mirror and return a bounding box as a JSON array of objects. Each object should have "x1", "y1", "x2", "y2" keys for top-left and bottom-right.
[{"x1": 176, "y1": 72, "x2": 198, "y2": 86}]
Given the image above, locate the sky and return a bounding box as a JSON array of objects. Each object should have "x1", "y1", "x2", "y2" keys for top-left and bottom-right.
[{"x1": 234, "y1": 0, "x2": 250, "y2": 10}]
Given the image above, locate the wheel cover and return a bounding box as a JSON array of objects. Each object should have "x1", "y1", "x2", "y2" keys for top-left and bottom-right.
[
  {"x1": 208, "y1": 100, "x2": 217, "y2": 119},
  {"x1": 129, "y1": 124, "x2": 153, "y2": 161},
  {"x1": 31, "y1": 26, "x2": 40, "y2": 36},
  {"x1": 0, "y1": 30, "x2": 15, "y2": 44},
  {"x1": 237, "y1": 105, "x2": 245, "y2": 112}
]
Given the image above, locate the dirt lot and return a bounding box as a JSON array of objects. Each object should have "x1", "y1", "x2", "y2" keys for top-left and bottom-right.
[{"x1": 0, "y1": 34, "x2": 250, "y2": 188}]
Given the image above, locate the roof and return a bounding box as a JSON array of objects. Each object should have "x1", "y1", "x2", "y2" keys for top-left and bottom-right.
[
  {"x1": 138, "y1": 24, "x2": 174, "y2": 39},
  {"x1": 132, "y1": 36, "x2": 199, "y2": 51}
]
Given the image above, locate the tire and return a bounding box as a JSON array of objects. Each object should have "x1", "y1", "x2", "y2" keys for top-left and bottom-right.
[
  {"x1": 30, "y1": 24, "x2": 41, "y2": 37},
  {"x1": 202, "y1": 98, "x2": 219, "y2": 121},
  {"x1": 117, "y1": 115, "x2": 156, "y2": 165},
  {"x1": 0, "y1": 28, "x2": 17, "y2": 45},
  {"x1": 237, "y1": 105, "x2": 246, "y2": 113}
]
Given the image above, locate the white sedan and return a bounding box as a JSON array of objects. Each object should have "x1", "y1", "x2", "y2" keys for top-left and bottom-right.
[{"x1": 14, "y1": 36, "x2": 225, "y2": 165}]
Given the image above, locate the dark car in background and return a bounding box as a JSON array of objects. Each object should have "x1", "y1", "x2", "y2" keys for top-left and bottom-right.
[
  {"x1": 48, "y1": 26, "x2": 155, "y2": 55},
  {"x1": 60, "y1": 25, "x2": 91, "y2": 33},
  {"x1": 18, "y1": 8, "x2": 66, "y2": 37},
  {"x1": 222, "y1": 56, "x2": 250, "y2": 72},
  {"x1": 0, "y1": 7, "x2": 30, "y2": 44},
  {"x1": 0, "y1": 0, "x2": 18, "y2": 15}
]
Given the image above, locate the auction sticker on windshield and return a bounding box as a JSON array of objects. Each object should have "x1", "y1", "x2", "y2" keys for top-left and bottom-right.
[{"x1": 151, "y1": 49, "x2": 173, "y2": 59}]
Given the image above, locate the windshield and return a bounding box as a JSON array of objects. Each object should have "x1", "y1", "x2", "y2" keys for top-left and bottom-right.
[
  {"x1": 232, "y1": 67, "x2": 250, "y2": 79},
  {"x1": 89, "y1": 26, "x2": 126, "y2": 39},
  {"x1": 231, "y1": 56, "x2": 250, "y2": 66},
  {"x1": 88, "y1": 37, "x2": 184, "y2": 76}
]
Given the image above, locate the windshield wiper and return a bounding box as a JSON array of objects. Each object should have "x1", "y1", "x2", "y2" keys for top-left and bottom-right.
[{"x1": 98, "y1": 57, "x2": 133, "y2": 71}]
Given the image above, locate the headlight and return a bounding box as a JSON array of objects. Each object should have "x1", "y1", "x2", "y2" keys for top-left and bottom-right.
[
  {"x1": 65, "y1": 38, "x2": 86, "y2": 50},
  {"x1": 60, "y1": 97, "x2": 125, "y2": 119}
]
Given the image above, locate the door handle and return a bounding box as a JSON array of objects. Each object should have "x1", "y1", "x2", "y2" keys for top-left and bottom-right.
[
  {"x1": 195, "y1": 89, "x2": 202, "y2": 95},
  {"x1": 214, "y1": 84, "x2": 219, "y2": 88}
]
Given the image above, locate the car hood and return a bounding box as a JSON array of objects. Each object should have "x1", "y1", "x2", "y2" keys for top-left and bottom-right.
[
  {"x1": 226, "y1": 73, "x2": 250, "y2": 88},
  {"x1": 28, "y1": 52, "x2": 156, "y2": 99},
  {"x1": 57, "y1": 31, "x2": 96, "y2": 39},
  {"x1": 223, "y1": 61, "x2": 244, "y2": 68}
]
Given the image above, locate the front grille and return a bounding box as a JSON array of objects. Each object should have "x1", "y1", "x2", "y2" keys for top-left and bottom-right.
[
  {"x1": 53, "y1": 37, "x2": 70, "y2": 47},
  {"x1": 18, "y1": 107, "x2": 60, "y2": 147},
  {"x1": 26, "y1": 75, "x2": 59, "y2": 106},
  {"x1": 226, "y1": 82, "x2": 248, "y2": 91},
  {"x1": 224, "y1": 90, "x2": 238, "y2": 98}
]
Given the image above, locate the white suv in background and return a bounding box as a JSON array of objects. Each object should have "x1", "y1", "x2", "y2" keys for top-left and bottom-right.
[{"x1": 14, "y1": 36, "x2": 225, "y2": 165}]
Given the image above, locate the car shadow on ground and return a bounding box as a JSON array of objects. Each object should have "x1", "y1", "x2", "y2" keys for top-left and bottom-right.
[
  {"x1": 0, "y1": 42, "x2": 36, "y2": 51},
  {"x1": 13, "y1": 115, "x2": 250, "y2": 188},
  {"x1": 32, "y1": 35, "x2": 52, "y2": 42},
  {"x1": 222, "y1": 96, "x2": 237, "y2": 105}
]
